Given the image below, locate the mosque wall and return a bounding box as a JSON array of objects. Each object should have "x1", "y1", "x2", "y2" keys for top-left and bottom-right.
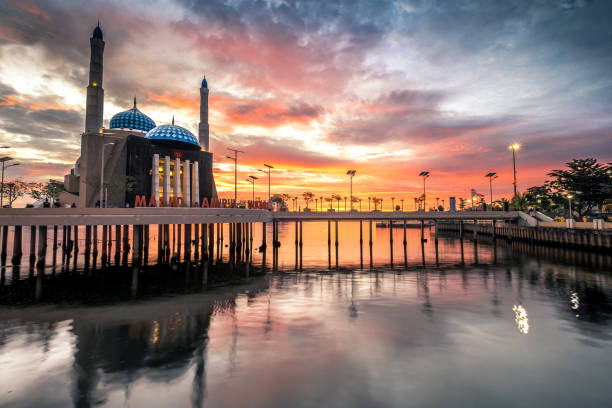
[
  {"x1": 79, "y1": 133, "x2": 128, "y2": 208},
  {"x1": 124, "y1": 136, "x2": 215, "y2": 206}
]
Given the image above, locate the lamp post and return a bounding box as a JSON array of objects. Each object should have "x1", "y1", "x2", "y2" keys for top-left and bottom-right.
[
  {"x1": 100, "y1": 142, "x2": 115, "y2": 208},
  {"x1": 566, "y1": 194, "x2": 573, "y2": 220},
  {"x1": 391, "y1": 197, "x2": 395, "y2": 211},
  {"x1": 247, "y1": 175, "x2": 258, "y2": 203},
  {"x1": 257, "y1": 163, "x2": 273, "y2": 205},
  {"x1": 419, "y1": 171, "x2": 430, "y2": 211},
  {"x1": 0, "y1": 158, "x2": 19, "y2": 208},
  {"x1": 368, "y1": 197, "x2": 371, "y2": 211},
  {"x1": 226, "y1": 148, "x2": 244, "y2": 204},
  {"x1": 509, "y1": 144, "x2": 520, "y2": 198},
  {"x1": 485, "y1": 172, "x2": 498, "y2": 208},
  {"x1": 346, "y1": 169, "x2": 356, "y2": 210},
  {"x1": 319, "y1": 196, "x2": 323, "y2": 212},
  {"x1": 401, "y1": 198, "x2": 404, "y2": 211}
]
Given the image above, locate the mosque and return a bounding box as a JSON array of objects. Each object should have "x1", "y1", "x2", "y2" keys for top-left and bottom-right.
[{"x1": 62, "y1": 23, "x2": 217, "y2": 207}]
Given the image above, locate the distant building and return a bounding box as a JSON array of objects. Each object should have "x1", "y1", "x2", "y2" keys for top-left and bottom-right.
[{"x1": 62, "y1": 23, "x2": 216, "y2": 207}]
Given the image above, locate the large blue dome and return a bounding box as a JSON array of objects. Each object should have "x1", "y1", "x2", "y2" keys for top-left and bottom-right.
[
  {"x1": 145, "y1": 124, "x2": 200, "y2": 149},
  {"x1": 110, "y1": 105, "x2": 156, "y2": 132}
]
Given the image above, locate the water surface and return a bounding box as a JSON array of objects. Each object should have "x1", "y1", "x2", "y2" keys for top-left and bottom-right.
[{"x1": 1, "y1": 223, "x2": 611, "y2": 407}]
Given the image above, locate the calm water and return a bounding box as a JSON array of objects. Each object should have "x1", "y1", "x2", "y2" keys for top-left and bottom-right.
[{"x1": 1, "y1": 222, "x2": 611, "y2": 407}]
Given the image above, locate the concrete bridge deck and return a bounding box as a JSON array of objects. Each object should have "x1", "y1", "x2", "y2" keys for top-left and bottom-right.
[{"x1": 0, "y1": 208, "x2": 521, "y2": 226}]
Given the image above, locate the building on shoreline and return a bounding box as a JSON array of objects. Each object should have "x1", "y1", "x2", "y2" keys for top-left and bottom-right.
[{"x1": 62, "y1": 23, "x2": 216, "y2": 207}]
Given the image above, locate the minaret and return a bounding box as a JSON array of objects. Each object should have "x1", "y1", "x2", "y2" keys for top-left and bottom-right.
[
  {"x1": 198, "y1": 75, "x2": 210, "y2": 151},
  {"x1": 84, "y1": 22, "x2": 105, "y2": 134}
]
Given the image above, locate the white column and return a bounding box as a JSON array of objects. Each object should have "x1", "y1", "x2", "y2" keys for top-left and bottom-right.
[
  {"x1": 163, "y1": 155, "x2": 171, "y2": 205},
  {"x1": 184, "y1": 159, "x2": 191, "y2": 207},
  {"x1": 152, "y1": 154, "x2": 159, "y2": 206},
  {"x1": 192, "y1": 161, "x2": 199, "y2": 206},
  {"x1": 174, "y1": 157, "x2": 181, "y2": 204}
]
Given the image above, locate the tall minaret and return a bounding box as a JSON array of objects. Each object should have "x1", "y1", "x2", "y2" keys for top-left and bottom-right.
[
  {"x1": 84, "y1": 22, "x2": 105, "y2": 134},
  {"x1": 198, "y1": 75, "x2": 210, "y2": 151}
]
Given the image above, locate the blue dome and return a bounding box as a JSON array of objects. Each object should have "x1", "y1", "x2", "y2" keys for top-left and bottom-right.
[
  {"x1": 201, "y1": 76, "x2": 208, "y2": 88},
  {"x1": 93, "y1": 25, "x2": 103, "y2": 40},
  {"x1": 110, "y1": 106, "x2": 156, "y2": 132},
  {"x1": 145, "y1": 124, "x2": 200, "y2": 149}
]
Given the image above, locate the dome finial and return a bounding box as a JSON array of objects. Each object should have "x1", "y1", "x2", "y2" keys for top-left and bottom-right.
[
  {"x1": 172, "y1": 115, "x2": 175, "y2": 125},
  {"x1": 133, "y1": 96, "x2": 137, "y2": 109}
]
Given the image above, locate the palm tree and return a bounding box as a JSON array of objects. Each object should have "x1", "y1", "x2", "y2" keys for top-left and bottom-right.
[
  {"x1": 343, "y1": 196, "x2": 347, "y2": 211},
  {"x1": 372, "y1": 196, "x2": 382, "y2": 211},
  {"x1": 351, "y1": 196, "x2": 360, "y2": 212},
  {"x1": 325, "y1": 196, "x2": 334, "y2": 210},
  {"x1": 331, "y1": 194, "x2": 342, "y2": 211},
  {"x1": 303, "y1": 191, "x2": 314, "y2": 209},
  {"x1": 368, "y1": 197, "x2": 371, "y2": 211}
]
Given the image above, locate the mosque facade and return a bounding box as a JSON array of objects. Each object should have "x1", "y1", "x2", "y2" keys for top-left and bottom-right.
[{"x1": 62, "y1": 23, "x2": 216, "y2": 207}]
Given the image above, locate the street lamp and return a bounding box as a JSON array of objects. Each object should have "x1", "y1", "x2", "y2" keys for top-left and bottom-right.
[
  {"x1": 226, "y1": 148, "x2": 244, "y2": 204},
  {"x1": 100, "y1": 142, "x2": 115, "y2": 208},
  {"x1": 419, "y1": 171, "x2": 430, "y2": 211},
  {"x1": 400, "y1": 198, "x2": 404, "y2": 211},
  {"x1": 485, "y1": 172, "x2": 498, "y2": 208},
  {"x1": 509, "y1": 144, "x2": 520, "y2": 198},
  {"x1": 247, "y1": 175, "x2": 258, "y2": 203},
  {"x1": 346, "y1": 169, "x2": 356, "y2": 210},
  {"x1": 566, "y1": 194, "x2": 573, "y2": 220},
  {"x1": 257, "y1": 163, "x2": 273, "y2": 204},
  {"x1": 391, "y1": 197, "x2": 395, "y2": 211},
  {"x1": 0, "y1": 159, "x2": 19, "y2": 207}
]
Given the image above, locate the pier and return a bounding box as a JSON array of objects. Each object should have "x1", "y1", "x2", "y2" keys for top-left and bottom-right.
[{"x1": 0, "y1": 208, "x2": 609, "y2": 279}]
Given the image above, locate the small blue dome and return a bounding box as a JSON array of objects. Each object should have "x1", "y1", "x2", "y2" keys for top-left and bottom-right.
[
  {"x1": 145, "y1": 124, "x2": 200, "y2": 149},
  {"x1": 93, "y1": 25, "x2": 103, "y2": 40},
  {"x1": 110, "y1": 103, "x2": 156, "y2": 132},
  {"x1": 201, "y1": 76, "x2": 208, "y2": 88}
]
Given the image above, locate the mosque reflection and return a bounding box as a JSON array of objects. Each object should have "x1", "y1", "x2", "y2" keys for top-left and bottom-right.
[{"x1": 68, "y1": 276, "x2": 269, "y2": 408}]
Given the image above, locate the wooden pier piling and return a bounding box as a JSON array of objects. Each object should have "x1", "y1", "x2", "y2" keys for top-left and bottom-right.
[
  {"x1": 12, "y1": 225, "x2": 22, "y2": 265},
  {"x1": 29, "y1": 226, "x2": 36, "y2": 264}
]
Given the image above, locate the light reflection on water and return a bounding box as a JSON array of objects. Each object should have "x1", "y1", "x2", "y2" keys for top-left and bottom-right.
[{"x1": 0, "y1": 223, "x2": 612, "y2": 407}]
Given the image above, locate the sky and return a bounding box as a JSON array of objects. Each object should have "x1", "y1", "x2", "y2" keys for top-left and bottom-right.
[{"x1": 0, "y1": 0, "x2": 611, "y2": 207}]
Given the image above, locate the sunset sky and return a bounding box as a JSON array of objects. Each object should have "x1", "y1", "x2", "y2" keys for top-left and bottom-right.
[{"x1": 0, "y1": 0, "x2": 611, "y2": 207}]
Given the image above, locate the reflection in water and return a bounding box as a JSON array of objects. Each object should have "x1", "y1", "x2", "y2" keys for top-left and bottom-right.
[
  {"x1": 512, "y1": 304, "x2": 530, "y2": 334},
  {"x1": 1, "y1": 225, "x2": 612, "y2": 407}
]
